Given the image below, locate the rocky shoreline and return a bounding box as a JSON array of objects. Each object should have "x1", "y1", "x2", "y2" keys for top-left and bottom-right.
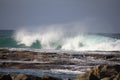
[
  {"x1": 0, "y1": 49, "x2": 120, "y2": 80},
  {"x1": 0, "y1": 65, "x2": 120, "y2": 80},
  {"x1": 0, "y1": 49, "x2": 120, "y2": 69}
]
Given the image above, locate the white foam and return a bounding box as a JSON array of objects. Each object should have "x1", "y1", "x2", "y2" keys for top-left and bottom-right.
[
  {"x1": 51, "y1": 69, "x2": 84, "y2": 74},
  {"x1": 14, "y1": 26, "x2": 120, "y2": 51},
  {"x1": 61, "y1": 35, "x2": 120, "y2": 51},
  {"x1": 14, "y1": 28, "x2": 63, "y2": 49}
]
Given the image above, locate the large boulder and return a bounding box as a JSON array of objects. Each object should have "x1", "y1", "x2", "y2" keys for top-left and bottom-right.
[{"x1": 77, "y1": 65, "x2": 120, "y2": 80}]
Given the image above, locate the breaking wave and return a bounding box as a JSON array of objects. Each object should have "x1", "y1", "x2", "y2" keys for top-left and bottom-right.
[{"x1": 13, "y1": 28, "x2": 120, "y2": 51}]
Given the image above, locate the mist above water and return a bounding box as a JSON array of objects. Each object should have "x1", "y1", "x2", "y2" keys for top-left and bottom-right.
[{"x1": 14, "y1": 24, "x2": 120, "y2": 51}]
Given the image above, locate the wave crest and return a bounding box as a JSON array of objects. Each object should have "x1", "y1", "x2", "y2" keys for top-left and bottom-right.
[
  {"x1": 14, "y1": 28, "x2": 63, "y2": 49},
  {"x1": 14, "y1": 28, "x2": 120, "y2": 51}
]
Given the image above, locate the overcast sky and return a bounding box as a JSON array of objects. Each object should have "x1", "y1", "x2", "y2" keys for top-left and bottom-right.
[{"x1": 0, "y1": 0, "x2": 120, "y2": 33}]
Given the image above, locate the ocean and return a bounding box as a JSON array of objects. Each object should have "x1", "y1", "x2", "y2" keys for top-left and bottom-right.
[
  {"x1": 0, "y1": 30, "x2": 120, "y2": 51},
  {"x1": 0, "y1": 30, "x2": 120, "y2": 80}
]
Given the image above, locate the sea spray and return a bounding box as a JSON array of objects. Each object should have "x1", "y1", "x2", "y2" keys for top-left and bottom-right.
[
  {"x1": 61, "y1": 35, "x2": 120, "y2": 51},
  {"x1": 14, "y1": 28, "x2": 64, "y2": 49},
  {"x1": 0, "y1": 29, "x2": 120, "y2": 51},
  {"x1": 13, "y1": 28, "x2": 120, "y2": 51}
]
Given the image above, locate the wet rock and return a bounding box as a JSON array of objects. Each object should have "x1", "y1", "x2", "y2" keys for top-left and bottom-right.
[
  {"x1": 13, "y1": 74, "x2": 62, "y2": 80},
  {"x1": 14, "y1": 74, "x2": 27, "y2": 80},
  {"x1": 40, "y1": 74, "x2": 62, "y2": 80},
  {"x1": 77, "y1": 71, "x2": 100, "y2": 80},
  {"x1": 77, "y1": 71, "x2": 91, "y2": 80},
  {"x1": 14, "y1": 74, "x2": 41, "y2": 80},
  {"x1": 100, "y1": 77, "x2": 110, "y2": 80},
  {"x1": 63, "y1": 78, "x2": 71, "y2": 80},
  {"x1": 77, "y1": 65, "x2": 120, "y2": 80}
]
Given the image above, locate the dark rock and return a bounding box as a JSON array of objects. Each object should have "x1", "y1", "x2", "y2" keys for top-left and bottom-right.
[
  {"x1": 105, "y1": 55, "x2": 114, "y2": 59},
  {"x1": 89, "y1": 74, "x2": 100, "y2": 80},
  {"x1": 40, "y1": 74, "x2": 62, "y2": 80},
  {"x1": 0, "y1": 74, "x2": 12, "y2": 80},
  {"x1": 14, "y1": 74, "x2": 62, "y2": 80},
  {"x1": 14, "y1": 74, "x2": 41, "y2": 80},
  {"x1": 64, "y1": 78, "x2": 71, "y2": 80}
]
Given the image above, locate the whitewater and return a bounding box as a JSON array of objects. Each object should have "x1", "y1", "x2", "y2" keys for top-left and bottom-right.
[{"x1": 0, "y1": 28, "x2": 120, "y2": 51}]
